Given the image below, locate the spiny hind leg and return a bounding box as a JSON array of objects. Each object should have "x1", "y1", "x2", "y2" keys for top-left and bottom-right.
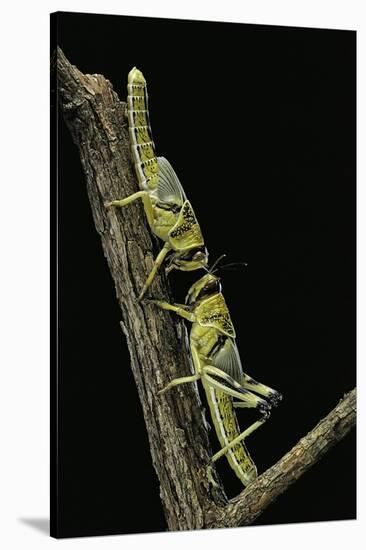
[
  {"x1": 210, "y1": 417, "x2": 267, "y2": 466},
  {"x1": 138, "y1": 242, "x2": 172, "y2": 301},
  {"x1": 202, "y1": 365, "x2": 271, "y2": 465},
  {"x1": 105, "y1": 190, "x2": 154, "y2": 228},
  {"x1": 241, "y1": 373, "x2": 282, "y2": 407},
  {"x1": 202, "y1": 365, "x2": 270, "y2": 411}
]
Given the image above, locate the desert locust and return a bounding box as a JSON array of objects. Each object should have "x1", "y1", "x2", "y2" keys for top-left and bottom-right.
[
  {"x1": 148, "y1": 266, "x2": 282, "y2": 486},
  {"x1": 105, "y1": 68, "x2": 208, "y2": 300}
]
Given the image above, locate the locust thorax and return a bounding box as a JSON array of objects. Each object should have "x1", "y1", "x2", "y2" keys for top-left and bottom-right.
[
  {"x1": 185, "y1": 273, "x2": 222, "y2": 306},
  {"x1": 165, "y1": 246, "x2": 209, "y2": 274}
]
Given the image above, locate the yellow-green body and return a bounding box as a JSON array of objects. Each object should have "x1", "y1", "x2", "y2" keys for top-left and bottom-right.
[
  {"x1": 151, "y1": 273, "x2": 282, "y2": 487},
  {"x1": 126, "y1": 68, "x2": 205, "y2": 253},
  {"x1": 106, "y1": 67, "x2": 208, "y2": 299},
  {"x1": 191, "y1": 321, "x2": 258, "y2": 484}
]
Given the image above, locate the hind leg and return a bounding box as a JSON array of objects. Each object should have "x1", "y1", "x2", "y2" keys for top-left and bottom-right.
[
  {"x1": 202, "y1": 365, "x2": 271, "y2": 465},
  {"x1": 240, "y1": 373, "x2": 282, "y2": 406}
]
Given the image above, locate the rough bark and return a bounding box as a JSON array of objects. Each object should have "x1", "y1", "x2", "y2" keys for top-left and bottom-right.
[
  {"x1": 55, "y1": 46, "x2": 227, "y2": 532},
  {"x1": 211, "y1": 388, "x2": 356, "y2": 528},
  {"x1": 55, "y1": 47, "x2": 356, "y2": 530}
]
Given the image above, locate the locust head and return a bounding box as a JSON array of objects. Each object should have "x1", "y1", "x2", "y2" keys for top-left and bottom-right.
[
  {"x1": 183, "y1": 254, "x2": 247, "y2": 306},
  {"x1": 185, "y1": 273, "x2": 222, "y2": 306},
  {"x1": 166, "y1": 246, "x2": 209, "y2": 274}
]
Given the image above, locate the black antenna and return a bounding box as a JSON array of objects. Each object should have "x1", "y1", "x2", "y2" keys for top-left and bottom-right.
[
  {"x1": 212, "y1": 261, "x2": 248, "y2": 275},
  {"x1": 209, "y1": 254, "x2": 227, "y2": 274}
]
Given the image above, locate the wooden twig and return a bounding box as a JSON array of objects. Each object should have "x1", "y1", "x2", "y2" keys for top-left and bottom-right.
[
  {"x1": 55, "y1": 47, "x2": 356, "y2": 530},
  {"x1": 211, "y1": 388, "x2": 356, "y2": 528}
]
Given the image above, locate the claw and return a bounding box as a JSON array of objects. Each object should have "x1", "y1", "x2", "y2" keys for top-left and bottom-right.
[
  {"x1": 206, "y1": 465, "x2": 219, "y2": 488},
  {"x1": 157, "y1": 385, "x2": 169, "y2": 396}
]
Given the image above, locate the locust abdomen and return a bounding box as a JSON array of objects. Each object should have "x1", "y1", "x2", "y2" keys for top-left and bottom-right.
[
  {"x1": 204, "y1": 384, "x2": 258, "y2": 486},
  {"x1": 127, "y1": 67, "x2": 159, "y2": 190}
]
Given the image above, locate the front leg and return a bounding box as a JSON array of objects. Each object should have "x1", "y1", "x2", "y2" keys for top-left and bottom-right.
[
  {"x1": 138, "y1": 243, "x2": 172, "y2": 301},
  {"x1": 158, "y1": 373, "x2": 201, "y2": 395},
  {"x1": 147, "y1": 299, "x2": 196, "y2": 322}
]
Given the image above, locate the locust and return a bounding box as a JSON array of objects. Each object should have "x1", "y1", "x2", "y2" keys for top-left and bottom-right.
[
  {"x1": 148, "y1": 266, "x2": 282, "y2": 486},
  {"x1": 105, "y1": 67, "x2": 208, "y2": 300}
]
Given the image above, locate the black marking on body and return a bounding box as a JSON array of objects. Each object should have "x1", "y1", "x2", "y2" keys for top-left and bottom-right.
[
  {"x1": 209, "y1": 334, "x2": 227, "y2": 359},
  {"x1": 201, "y1": 311, "x2": 233, "y2": 334},
  {"x1": 143, "y1": 87, "x2": 155, "y2": 143},
  {"x1": 170, "y1": 203, "x2": 197, "y2": 238},
  {"x1": 209, "y1": 374, "x2": 249, "y2": 394},
  {"x1": 134, "y1": 126, "x2": 153, "y2": 138},
  {"x1": 156, "y1": 201, "x2": 181, "y2": 214}
]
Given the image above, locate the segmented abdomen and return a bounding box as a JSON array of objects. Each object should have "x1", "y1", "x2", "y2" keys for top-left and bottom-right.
[
  {"x1": 205, "y1": 385, "x2": 258, "y2": 486},
  {"x1": 127, "y1": 68, "x2": 159, "y2": 190}
]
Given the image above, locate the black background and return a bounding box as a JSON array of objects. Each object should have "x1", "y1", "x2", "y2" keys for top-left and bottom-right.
[{"x1": 52, "y1": 12, "x2": 356, "y2": 538}]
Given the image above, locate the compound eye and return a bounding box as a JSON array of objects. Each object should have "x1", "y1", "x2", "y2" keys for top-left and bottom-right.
[
  {"x1": 193, "y1": 246, "x2": 208, "y2": 263},
  {"x1": 197, "y1": 278, "x2": 221, "y2": 300},
  {"x1": 193, "y1": 251, "x2": 205, "y2": 262}
]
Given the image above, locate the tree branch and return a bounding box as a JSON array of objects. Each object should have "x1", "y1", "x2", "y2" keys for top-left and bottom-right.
[
  {"x1": 55, "y1": 46, "x2": 227, "y2": 531},
  {"x1": 211, "y1": 388, "x2": 356, "y2": 528},
  {"x1": 55, "y1": 47, "x2": 356, "y2": 530}
]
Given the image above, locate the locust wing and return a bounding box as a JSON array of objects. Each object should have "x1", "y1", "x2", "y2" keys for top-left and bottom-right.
[
  {"x1": 156, "y1": 157, "x2": 187, "y2": 206},
  {"x1": 156, "y1": 158, "x2": 204, "y2": 252},
  {"x1": 212, "y1": 337, "x2": 244, "y2": 384}
]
